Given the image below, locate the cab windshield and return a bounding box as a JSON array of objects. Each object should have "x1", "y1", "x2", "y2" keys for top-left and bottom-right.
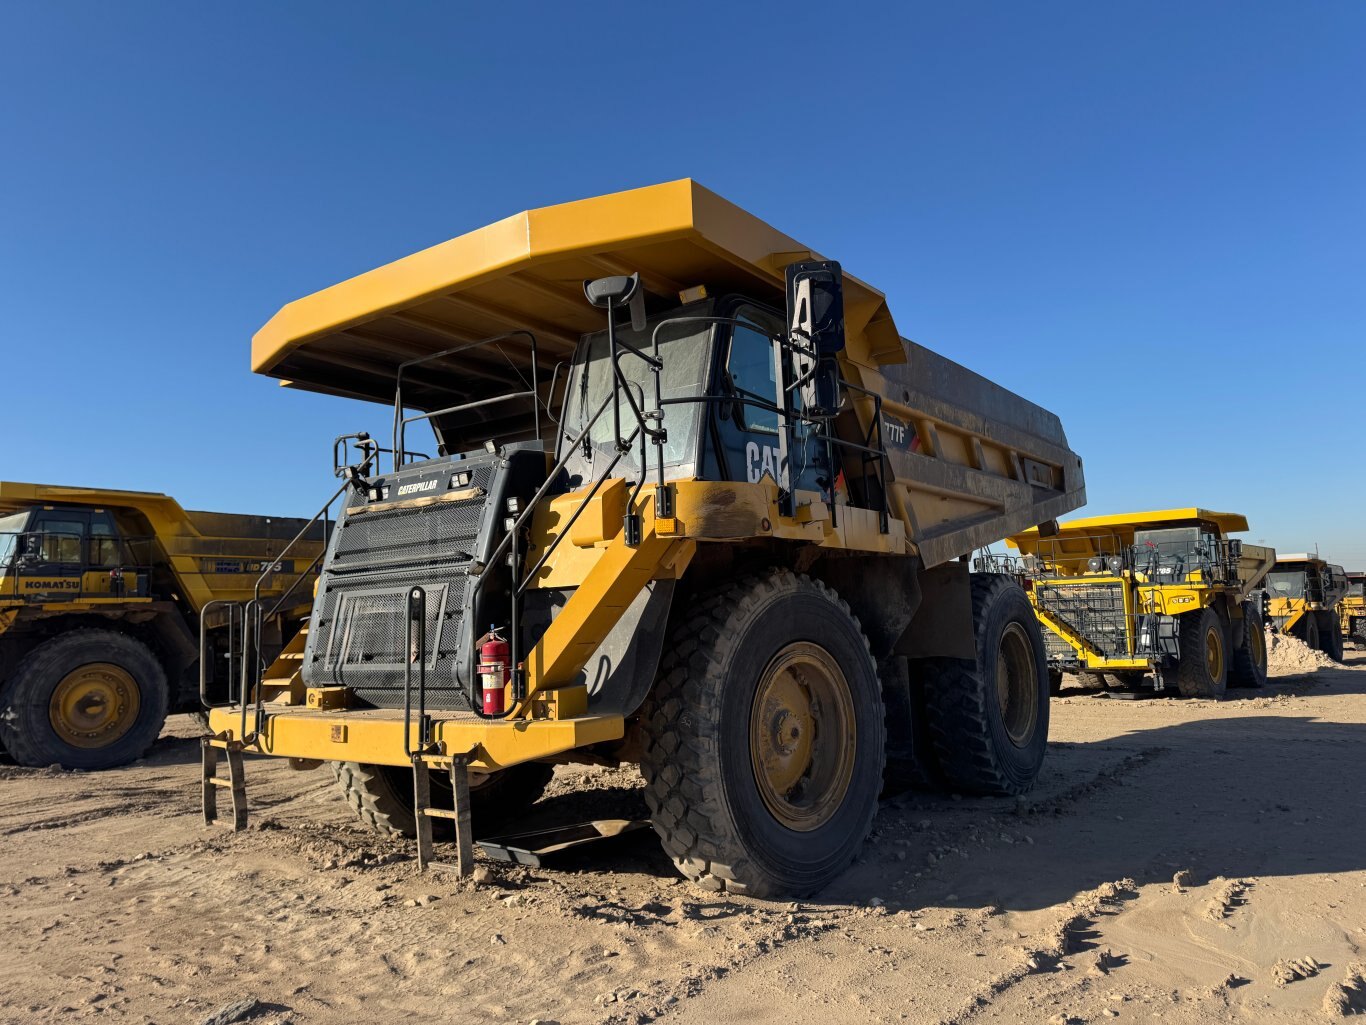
[
  {"x1": 556, "y1": 301, "x2": 714, "y2": 489},
  {"x1": 1266, "y1": 571, "x2": 1307, "y2": 598},
  {"x1": 0, "y1": 511, "x2": 28, "y2": 564}
]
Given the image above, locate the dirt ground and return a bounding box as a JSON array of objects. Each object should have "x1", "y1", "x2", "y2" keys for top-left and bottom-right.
[{"x1": 3, "y1": 644, "x2": 1365, "y2": 1025}]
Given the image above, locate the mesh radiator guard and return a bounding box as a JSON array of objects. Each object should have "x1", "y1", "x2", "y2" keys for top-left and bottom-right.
[
  {"x1": 1036, "y1": 581, "x2": 1130, "y2": 659},
  {"x1": 302, "y1": 445, "x2": 543, "y2": 711}
]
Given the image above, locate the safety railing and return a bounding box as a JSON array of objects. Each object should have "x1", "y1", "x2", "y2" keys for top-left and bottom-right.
[
  {"x1": 203, "y1": 438, "x2": 372, "y2": 743},
  {"x1": 1019, "y1": 533, "x2": 1243, "y2": 588},
  {"x1": 392, "y1": 331, "x2": 541, "y2": 473}
]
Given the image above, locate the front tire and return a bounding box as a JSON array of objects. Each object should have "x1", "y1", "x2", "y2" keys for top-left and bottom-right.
[
  {"x1": 1108, "y1": 670, "x2": 1148, "y2": 690},
  {"x1": 0, "y1": 630, "x2": 169, "y2": 769},
  {"x1": 1176, "y1": 608, "x2": 1228, "y2": 698},
  {"x1": 332, "y1": 760, "x2": 555, "y2": 838},
  {"x1": 1047, "y1": 669, "x2": 1064, "y2": 696},
  {"x1": 639, "y1": 570, "x2": 885, "y2": 897},
  {"x1": 1301, "y1": 614, "x2": 1320, "y2": 652},
  {"x1": 922, "y1": 575, "x2": 1051, "y2": 796}
]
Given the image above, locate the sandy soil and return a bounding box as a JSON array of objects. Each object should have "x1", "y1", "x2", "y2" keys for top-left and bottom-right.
[{"x1": 3, "y1": 641, "x2": 1365, "y2": 1025}]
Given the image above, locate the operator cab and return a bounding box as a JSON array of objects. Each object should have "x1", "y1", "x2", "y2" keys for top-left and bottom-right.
[
  {"x1": 1131, "y1": 523, "x2": 1235, "y2": 584},
  {"x1": 0, "y1": 506, "x2": 149, "y2": 602},
  {"x1": 309, "y1": 261, "x2": 887, "y2": 716}
]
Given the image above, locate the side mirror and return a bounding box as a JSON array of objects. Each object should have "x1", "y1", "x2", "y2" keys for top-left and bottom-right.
[
  {"x1": 784, "y1": 261, "x2": 845, "y2": 415},
  {"x1": 785, "y1": 261, "x2": 845, "y2": 355},
  {"x1": 584, "y1": 272, "x2": 647, "y2": 332}
]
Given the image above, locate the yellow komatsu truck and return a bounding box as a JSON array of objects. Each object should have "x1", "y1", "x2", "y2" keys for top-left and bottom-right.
[
  {"x1": 1340, "y1": 571, "x2": 1366, "y2": 647},
  {"x1": 0, "y1": 481, "x2": 324, "y2": 769},
  {"x1": 1008, "y1": 510, "x2": 1274, "y2": 699},
  {"x1": 203, "y1": 180, "x2": 1085, "y2": 896},
  {"x1": 1265, "y1": 555, "x2": 1348, "y2": 661}
]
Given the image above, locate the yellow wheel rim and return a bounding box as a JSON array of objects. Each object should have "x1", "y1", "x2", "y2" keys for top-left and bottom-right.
[
  {"x1": 48, "y1": 663, "x2": 140, "y2": 749},
  {"x1": 1204, "y1": 626, "x2": 1224, "y2": 681},
  {"x1": 997, "y1": 622, "x2": 1040, "y2": 746},
  {"x1": 749, "y1": 642, "x2": 856, "y2": 832},
  {"x1": 1249, "y1": 621, "x2": 1266, "y2": 667}
]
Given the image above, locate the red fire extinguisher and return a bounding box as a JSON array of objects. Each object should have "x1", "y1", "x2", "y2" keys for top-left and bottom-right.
[{"x1": 477, "y1": 627, "x2": 510, "y2": 715}]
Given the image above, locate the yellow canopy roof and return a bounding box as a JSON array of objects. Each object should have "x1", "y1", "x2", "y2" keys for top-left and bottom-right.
[
  {"x1": 1008, "y1": 507, "x2": 1249, "y2": 553},
  {"x1": 252, "y1": 179, "x2": 903, "y2": 410}
]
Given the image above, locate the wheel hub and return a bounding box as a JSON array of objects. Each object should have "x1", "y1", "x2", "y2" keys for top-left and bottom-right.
[
  {"x1": 750, "y1": 642, "x2": 856, "y2": 832},
  {"x1": 1249, "y1": 621, "x2": 1266, "y2": 665},
  {"x1": 1205, "y1": 627, "x2": 1223, "y2": 680},
  {"x1": 995, "y1": 622, "x2": 1039, "y2": 747},
  {"x1": 49, "y1": 663, "x2": 140, "y2": 749}
]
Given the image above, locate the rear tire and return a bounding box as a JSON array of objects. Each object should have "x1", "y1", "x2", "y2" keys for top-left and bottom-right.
[
  {"x1": 0, "y1": 630, "x2": 169, "y2": 769},
  {"x1": 639, "y1": 570, "x2": 886, "y2": 897},
  {"x1": 922, "y1": 575, "x2": 1051, "y2": 796},
  {"x1": 1176, "y1": 608, "x2": 1228, "y2": 699},
  {"x1": 331, "y1": 760, "x2": 555, "y2": 838},
  {"x1": 1229, "y1": 602, "x2": 1268, "y2": 689}
]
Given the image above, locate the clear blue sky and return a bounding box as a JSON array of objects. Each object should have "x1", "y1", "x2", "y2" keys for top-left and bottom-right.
[{"x1": 3, "y1": 4, "x2": 1363, "y2": 564}]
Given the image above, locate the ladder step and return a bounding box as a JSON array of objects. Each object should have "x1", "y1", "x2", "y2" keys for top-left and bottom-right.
[
  {"x1": 201, "y1": 736, "x2": 248, "y2": 832},
  {"x1": 422, "y1": 808, "x2": 459, "y2": 821}
]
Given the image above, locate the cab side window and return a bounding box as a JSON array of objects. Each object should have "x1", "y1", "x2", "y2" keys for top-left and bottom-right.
[
  {"x1": 36, "y1": 517, "x2": 84, "y2": 564},
  {"x1": 725, "y1": 323, "x2": 780, "y2": 435},
  {"x1": 89, "y1": 515, "x2": 123, "y2": 567}
]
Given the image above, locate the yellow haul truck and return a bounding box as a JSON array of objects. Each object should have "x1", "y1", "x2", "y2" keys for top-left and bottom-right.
[
  {"x1": 1007, "y1": 510, "x2": 1274, "y2": 699},
  {"x1": 1340, "y1": 572, "x2": 1366, "y2": 647},
  {"x1": 1265, "y1": 555, "x2": 1348, "y2": 661},
  {"x1": 203, "y1": 180, "x2": 1085, "y2": 896},
  {"x1": 0, "y1": 481, "x2": 324, "y2": 769}
]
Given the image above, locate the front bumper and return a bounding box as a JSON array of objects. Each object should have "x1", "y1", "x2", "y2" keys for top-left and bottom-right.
[{"x1": 206, "y1": 705, "x2": 624, "y2": 771}]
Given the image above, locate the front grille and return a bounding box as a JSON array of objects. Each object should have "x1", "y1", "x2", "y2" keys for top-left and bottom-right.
[
  {"x1": 303, "y1": 461, "x2": 500, "y2": 712},
  {"x1": 1035, "y1": 581, "x2": 1130, "y2": 657},
  {"x1": 1041, "y1": 627, "x2": 1078, "y2": 664}
]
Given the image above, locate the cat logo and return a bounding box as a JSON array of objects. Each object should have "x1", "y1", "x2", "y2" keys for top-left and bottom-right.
[{"x1": 396, "y1": 480, "x2": 438, "y2": 497}]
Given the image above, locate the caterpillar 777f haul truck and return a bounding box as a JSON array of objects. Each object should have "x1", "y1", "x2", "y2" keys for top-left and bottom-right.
[
  {"x1": 203, "y1": 180, "x2": 1086, "y2": 896},
  {"x1": 0, "y1": 481, "x2": 324, "y2": 769},
  {"x1": 1265, "y1": 555, "x2": 1349, "y2": 661}
]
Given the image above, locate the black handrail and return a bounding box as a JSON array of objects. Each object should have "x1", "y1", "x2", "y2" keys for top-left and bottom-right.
[{"x1": 392, "y1": 331, "x2": 540, "y2": 473}]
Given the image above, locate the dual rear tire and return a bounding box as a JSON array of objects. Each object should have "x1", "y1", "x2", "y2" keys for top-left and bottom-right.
[{"x1": 1178, "y1": 601, "x2": 1269, "y2": 697}]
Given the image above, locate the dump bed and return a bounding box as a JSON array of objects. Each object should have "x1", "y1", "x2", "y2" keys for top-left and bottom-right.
[
  {"x1": 250, "y1": 179, "x2": 1084, "y2": 568},
  {"x1": 0, "y1": 481, "x2": 325, "y2": 611}
]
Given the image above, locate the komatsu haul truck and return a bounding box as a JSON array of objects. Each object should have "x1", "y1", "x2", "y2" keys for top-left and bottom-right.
[{"x1": 0, "y1": 482, "x2": 322, "y2": 768}]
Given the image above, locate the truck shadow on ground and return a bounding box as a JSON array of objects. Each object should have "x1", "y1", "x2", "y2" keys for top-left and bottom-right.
[
  {"x1": 1059, "y1": 654, "x2": 1366, "y2": 700},
  {"x1": 485, "y1": 681, "x2": 1366, "y2": 911},
  {"x1": 825, "y1": 704, "x2": 1366, "y2": 912}
]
